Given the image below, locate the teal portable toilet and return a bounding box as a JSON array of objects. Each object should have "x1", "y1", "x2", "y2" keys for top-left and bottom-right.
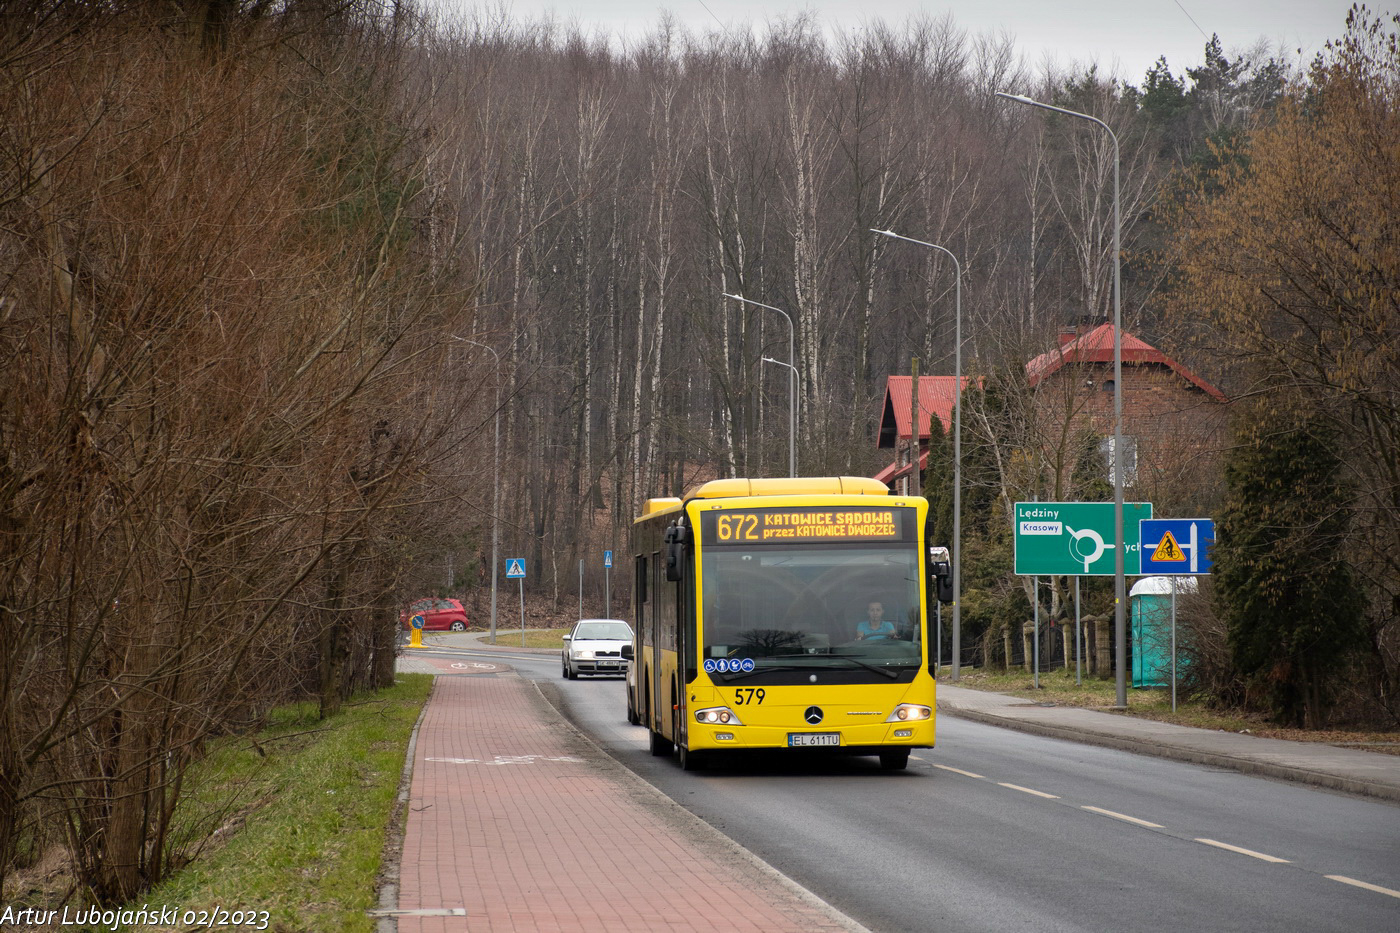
[{"x1": 1130, "y1": 577, "x2": 1196, "y2": 688}]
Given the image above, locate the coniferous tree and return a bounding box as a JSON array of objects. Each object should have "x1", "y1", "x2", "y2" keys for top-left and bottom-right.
[
  {"x1": 921, "y1": 411, "x2": 954, "y2": 549},
  {"x1": 1213, "y1": 412, "x2": 1367, "y2": 727}
]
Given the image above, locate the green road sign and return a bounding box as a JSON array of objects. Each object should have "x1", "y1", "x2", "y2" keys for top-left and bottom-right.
[{"x1": 1014, "y1": 501, "x2": 1153, "y2": 576}]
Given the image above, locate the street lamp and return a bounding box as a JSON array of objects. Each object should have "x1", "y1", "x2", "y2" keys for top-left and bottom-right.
[
  {"x1": 760, "y1": 355, "x2": 798, "y2": 477},
  {"x1": 453, "y1": 336, "x2": 502, "y2": 645},
  {"x1": 871, "y1": 229, "x2": 963, "y2": 682},
  {"x1": 995, "y1": 90, "x2": 1128, "y2": 707},
  {"x1": 723, "y1": 293, "x2": 796, "y2": 477}
]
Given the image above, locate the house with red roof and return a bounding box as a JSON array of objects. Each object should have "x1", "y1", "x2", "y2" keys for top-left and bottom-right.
[
  {"x1": 875, "y1": 323, "x2": 1230, "y2": 500},
  {"x1": 874, "y1": 375, "x2": 969, "y2": 494}
]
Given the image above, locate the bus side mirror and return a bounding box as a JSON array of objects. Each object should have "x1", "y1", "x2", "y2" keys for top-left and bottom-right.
[
  {"x1": 665, "y1": 524, "x2": 688, "y2": 582},
  {"x1": 622, "y1": 644, "x2": 634, "y2": 661},
  {"x1": 933, "y1": 565, "x2": 953, "y2": 603}
]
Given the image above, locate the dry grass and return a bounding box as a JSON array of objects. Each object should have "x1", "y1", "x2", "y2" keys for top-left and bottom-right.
[{"x1": 477, "y1": 627, "x2": 572, "y2": 649}]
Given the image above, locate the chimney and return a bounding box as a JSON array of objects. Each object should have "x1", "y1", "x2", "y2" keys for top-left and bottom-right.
[{"x1": 1059, "y1": 318, "x2": 1096, "y2": 348}]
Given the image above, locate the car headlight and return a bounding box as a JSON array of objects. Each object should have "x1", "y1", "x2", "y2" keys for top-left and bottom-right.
[
  {"x1": 571, "y1": 649, "x2": 594, "y2": 660},
  {"x1": 885, "y1": 703, "x2": 932, "y2": 722},
  {"x1": 693, "y1": 706, "x2": 744, "y2": 726}
]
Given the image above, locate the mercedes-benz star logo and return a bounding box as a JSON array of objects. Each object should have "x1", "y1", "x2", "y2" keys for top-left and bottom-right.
[{"x1": 804, "y1": 706, "x2": 824, "y2": 725}]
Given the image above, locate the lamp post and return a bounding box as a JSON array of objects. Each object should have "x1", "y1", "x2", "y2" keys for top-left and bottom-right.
[
  {"x1": 453, "y1": 336, "x2": 502, "y2": 645},
  {"x1": 995, "y1": 90, "x2": 1127, "y2": 707},
  {"x1": 723, "y1": 293, "x2": 797, "y2": 477},
  {"x1": 760, "y1": 355, "x2": 798, "y2": 476},
  {"x1": 871, "y1": 229, "x2": 963, "y2": 681}
]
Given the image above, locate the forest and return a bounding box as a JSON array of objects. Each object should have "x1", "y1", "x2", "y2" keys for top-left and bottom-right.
[{"x1": 1, "y1": 0, "x2": 1395, "y2": 904}]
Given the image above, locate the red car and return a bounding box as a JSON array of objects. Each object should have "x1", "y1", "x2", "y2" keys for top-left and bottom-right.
[{"x1": 401, "y1": 598, "x2": 470, "y2": 632}]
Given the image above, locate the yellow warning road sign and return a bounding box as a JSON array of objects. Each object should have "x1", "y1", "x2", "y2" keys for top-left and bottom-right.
[{"x1": 1152, "y1": 530, "x2": 1186, "y2": 563}]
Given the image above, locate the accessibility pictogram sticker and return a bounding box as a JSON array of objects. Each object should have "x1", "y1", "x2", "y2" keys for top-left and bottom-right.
[{"x1": 1152, "y1": 530, "x2": 1186, "y2": 563}]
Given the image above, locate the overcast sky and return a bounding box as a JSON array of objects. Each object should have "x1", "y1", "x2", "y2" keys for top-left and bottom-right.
[{"x1": 431, "y1": 0, "x2": 1366, "y2": 84}]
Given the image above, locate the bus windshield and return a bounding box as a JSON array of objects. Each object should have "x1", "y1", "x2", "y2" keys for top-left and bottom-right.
[{"x1": 699, "y1": 543, "x2": 922, "y2": 682}]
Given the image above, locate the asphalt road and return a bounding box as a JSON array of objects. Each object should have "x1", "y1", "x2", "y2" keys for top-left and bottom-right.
[{"x1": 429, "y1": 646, "x2": 1400, "y2": 933}]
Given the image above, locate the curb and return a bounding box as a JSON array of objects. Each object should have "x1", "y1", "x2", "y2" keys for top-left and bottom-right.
[
  {"x1": 373, "y1": 676, "x2": 436, "y2": 933},
  {"x1": 939, "y1": 706, "x2": 1400, "y2": 805}
]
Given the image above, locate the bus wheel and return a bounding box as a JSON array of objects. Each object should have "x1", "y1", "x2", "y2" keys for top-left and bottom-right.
[
  {"x1": 649, "y1": 727, "x2": 673, "y2": 757},
  {"x1": 879, "y1": 748, "x2": 909, "y2": 771},
  {"x1": 678, "y1": 742, "x2": 707, "y2": 771},
  {"x1": 626, "y1": 690, "x2": 640, "y2": 725}
]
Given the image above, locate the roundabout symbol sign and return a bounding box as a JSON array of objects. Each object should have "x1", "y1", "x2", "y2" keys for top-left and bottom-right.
[
  {"x1": 1066, "y1": 524, "x2": 1111, "y2": 573},
  {"x1": 1014, "y1": 501, "x2": 1153, "y2": 576}
]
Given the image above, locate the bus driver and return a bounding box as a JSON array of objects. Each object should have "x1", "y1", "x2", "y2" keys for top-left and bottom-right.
[{"x1": 856, "y1": 601, "x2": 896, "y2": 641}]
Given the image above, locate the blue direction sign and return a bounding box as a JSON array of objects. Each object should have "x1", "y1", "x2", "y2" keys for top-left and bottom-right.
[
  {"x1": 505, "y1": 558, "x2": 527, "y2": 579},
  {"x1": 604, "y1": 549, "x2": 613, "y2": 569},
  {"x1": 1140, "y1": 519, "x2": 1214, "y2": 574}
]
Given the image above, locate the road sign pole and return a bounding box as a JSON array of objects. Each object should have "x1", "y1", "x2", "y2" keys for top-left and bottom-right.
[
  {"x1": 1074, "y1": 576, "x2": 1082, "y2": 686},
  {"x1": 1032, "y1": 495, "x2": 1038, "y2": 689},
  {"x1": 578, "y1": 559, "x2": 583, "y2": 620},
  {"x1": 936, "y1": 601, "x2": 942, "y2": 678},
  {"x1": 519, "y1": 577, "x2": 526, "y2": 649},
  {"x1": 1032, "y1": 577, "x2": 1040, "y2": 689},
  {"x1": 1171, "y1": 577, "x2": 1178, "y2": 713}
]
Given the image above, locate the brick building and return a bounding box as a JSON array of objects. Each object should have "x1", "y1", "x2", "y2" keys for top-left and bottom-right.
[{"x1": 875, "y1": 324, "x2": 1230, "y2": 504}]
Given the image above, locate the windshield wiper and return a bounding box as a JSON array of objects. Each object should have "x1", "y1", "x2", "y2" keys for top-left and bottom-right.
[
  {"x1": 720, "y1": 664, "x2": 817, "y2": 681},
  {"x1": 829, "y1": 656, "x2": 901, "y2": 680}
]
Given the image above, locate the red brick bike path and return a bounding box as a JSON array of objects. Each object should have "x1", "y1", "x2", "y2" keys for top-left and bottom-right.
[{"x1": 394, "y1": 673, "x2": 863, "y2": 933}]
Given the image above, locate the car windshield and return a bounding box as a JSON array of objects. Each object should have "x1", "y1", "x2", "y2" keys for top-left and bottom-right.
[
  {"x1": 573, "y1": 621, "x2": 632, "y2": 640},
  {"x1": 700, "y1": 544, "x2": 921, "y2": 681}
]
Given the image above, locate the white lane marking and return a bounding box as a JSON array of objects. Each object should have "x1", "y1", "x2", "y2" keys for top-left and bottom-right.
[
  {"x1": 1195, "y1": 838, "x2": 1290, "y2": 863},
  {"x1": 1326, "y1": 875, "x2": 1400, "y2": 899},
  {"x1": 933, "y1": 764, "x2": 985, "y2": 779},
  {"x1": 998, "y1": 782, "x2": 1060, "y2": 799},
  {"x1": 1081, "y1": 806, "x2": 1164, "y2": 829}
]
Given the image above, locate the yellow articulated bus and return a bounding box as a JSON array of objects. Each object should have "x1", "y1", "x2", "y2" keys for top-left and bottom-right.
[{"x1": 624, "y1": 477, "x2": 953, "y2": 771}]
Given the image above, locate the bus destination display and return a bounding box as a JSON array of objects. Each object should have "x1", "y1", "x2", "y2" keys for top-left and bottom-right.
[{"x1": 701, "y1": 507, "x2": 912, "y2": 546}]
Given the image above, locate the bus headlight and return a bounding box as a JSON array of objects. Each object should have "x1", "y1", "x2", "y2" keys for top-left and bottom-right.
[
  {"x1": 885, "y1": 703, "x2": 932, "y2": 722},
  {"x1": 694, "y1": 706, "x2": 743, "y2": 726}
]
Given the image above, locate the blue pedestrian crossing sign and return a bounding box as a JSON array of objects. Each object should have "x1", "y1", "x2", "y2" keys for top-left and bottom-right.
[
  {"x1": 604, "y1": 550, "x2": 613, "y2": 569},
  {"x1": 1140, "y1": 519, "x2": 1214, "y2": 574},
  {"x1": 505, "y1": 558, "x2": 526, "y2": 579}
]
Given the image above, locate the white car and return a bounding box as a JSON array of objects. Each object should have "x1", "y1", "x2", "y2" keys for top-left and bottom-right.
[{"x1": 562, "y1": 619, "x2": 633, "y2": 679}]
